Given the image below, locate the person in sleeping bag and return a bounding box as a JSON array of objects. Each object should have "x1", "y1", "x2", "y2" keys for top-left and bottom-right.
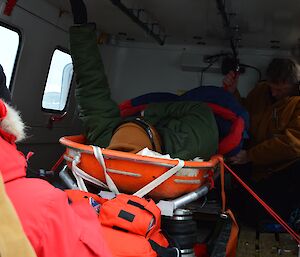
[
  {"x1": 69, "y1": 0, "x2": 218, "y2": 161},
  {"x1": 118, "y1": 85, "x2": 249, "y2": 158}
]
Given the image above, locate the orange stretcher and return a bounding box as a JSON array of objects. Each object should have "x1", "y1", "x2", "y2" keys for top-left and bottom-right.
[{"x1": 60, "y1": 135, "x2": 221, "y2": 199}]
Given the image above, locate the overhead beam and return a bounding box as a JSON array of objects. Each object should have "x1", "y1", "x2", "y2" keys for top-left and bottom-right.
[{"x1": 110, "y1": 0, "x2": 166, "y2": 45}]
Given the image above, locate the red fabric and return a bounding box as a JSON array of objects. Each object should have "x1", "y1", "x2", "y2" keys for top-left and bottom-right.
[
  {"x1": 119, "y1": 100, "x2": 147, "y2": 118},
  {"x1": 67, "y1": 191, "x2": 170, "y2": 257},
  {"x1": 194, "y1": 243, "x2": 208, "y2": 257},
  {"x1": 4, "y1": 0, "x2": 17, "y2": 16},
  {"x1": 102, "y1": 226, "x2": 168, "y2": 257},
  {"x1": 0, "y1": 100, "x2": 17, "y2": 144},
  {"x1": 0, "y1": 100, "x2": 7, "y2": 120},
  {"x1": 207, "y1": 103, "x2": 244, "y2": 154},
  {"x1": 100, "y1": 194, "x2": 161, "y2": 237},
  {"x1": 0, "y1": 127, "x2": 17, "y2": 144},
  {"x1": 218, "y1": 117, "x2": 244, "y2": 155},
  {"x1": 0, "y1": 136, "x2": 113, "y2": 257},
  {"x1": 66, "y1": 190, "x2": 107, "y2": 205},
  {"x1": 119, "y1": 100, "x2": 245, "y2": 155}
]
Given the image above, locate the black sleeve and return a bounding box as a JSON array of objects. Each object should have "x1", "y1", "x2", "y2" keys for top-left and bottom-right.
[{"x1": 0, "y1": 65, "x2": 12, "y2": 104}]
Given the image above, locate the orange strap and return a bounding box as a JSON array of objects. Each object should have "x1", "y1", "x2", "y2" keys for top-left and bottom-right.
[
  {"x1": 225, "y1": 209, "x2": 239, "y2": 257},
  {"x1": 217, "y1": 157, "x2": 239, "y2": 257},
  {"x1": 217, "y1": 156, "x2": 226, "y2": 212}
]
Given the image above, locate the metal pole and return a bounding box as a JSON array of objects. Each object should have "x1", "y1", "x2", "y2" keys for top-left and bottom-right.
[
  {"x1": 110, "y1": 0, "x2": 165, "y2": 45},
  {"x1": 171, "y1": 184, "x2": 211, "y2": 210},
  {"x1": 59, "y1": 165, "x2": 78, "y2": 189},
  {"x1": 215, "y1": 0, "x2": 239, "y2": 66}
]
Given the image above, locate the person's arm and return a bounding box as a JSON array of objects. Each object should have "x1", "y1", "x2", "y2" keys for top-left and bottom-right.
[
  {"x1": 69, "y1": 0, "x2": 121, "y2": 147},
  {"x1": 231, "y1": 101, "x2": 300, "y2": 165},
  {"x1": 70, "y1": 25, "x2": 121, "y2": 146},
  {"x1": 248, "y1": 107, "x2": 300, "y2": 165},
  {"x1": 223, "y1": 70, "x2": 250, "y2": 106},
  {"x1": 0, "y1": 65, "x2": 12, "y2": 104}
]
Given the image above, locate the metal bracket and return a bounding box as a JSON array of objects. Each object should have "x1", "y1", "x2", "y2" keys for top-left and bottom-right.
[{"x1": 110, "y1": 0, "x2": 166, "y2": 45}]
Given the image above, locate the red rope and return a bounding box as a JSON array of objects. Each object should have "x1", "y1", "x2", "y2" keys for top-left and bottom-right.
[
  {"x1": 223, "y1": 162, "x2": 300, "y2": 243},
  {"x1": 51, "y1": 154, "x2": 64, "y2": 172}
]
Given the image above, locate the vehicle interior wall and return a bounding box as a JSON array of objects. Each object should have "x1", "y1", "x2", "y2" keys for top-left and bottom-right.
[
  {"x1": 0, "y1": 0, "x2": 294, "y2": 172},
  {"x1": 103, "y1": 43, "x2": 291, "y2": 102},
  {"x1": 0, "y1": 0, "x2": 81, "y2": 170}
]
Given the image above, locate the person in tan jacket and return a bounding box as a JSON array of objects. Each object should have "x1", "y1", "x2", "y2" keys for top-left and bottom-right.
[
  {"x1": 0, "y1": 174, "x2": 36, "y2": 257},
  {"x1": 224, "y1": 58, "x2": 300, "y2": 225}
]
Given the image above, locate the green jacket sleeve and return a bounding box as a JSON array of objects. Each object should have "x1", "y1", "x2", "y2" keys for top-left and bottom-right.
[
  {"x1": 144, "y1": 101, "x2": 219, "y2": 160},
  {"x1": 69, "y1": 24, "x2": 121, "y2": 147}
]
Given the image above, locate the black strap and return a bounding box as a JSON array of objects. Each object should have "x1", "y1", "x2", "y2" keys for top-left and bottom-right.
[
  {"x1": 149, "y1": 239, "x2": 181, "y2": 257},
  {"x1": 207, "y1": 213, "x2": 232, "y2": 257},
  {"x1": 127, "y1": 199, "x2": 146, "y2": 210},
  {"x1": 126, "y1": 198, "x2": 158, "y2": 237}
]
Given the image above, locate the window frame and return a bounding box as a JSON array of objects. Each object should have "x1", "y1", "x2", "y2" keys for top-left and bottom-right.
[
  {"x1": 0, "y1": 21, "x2": 22, "y2": 90},
  {"x1": 41, "y1": 46, "x2": 74, "y2": 114}
]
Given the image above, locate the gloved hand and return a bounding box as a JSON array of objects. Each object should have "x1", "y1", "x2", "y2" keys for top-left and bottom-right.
[
  {"x1": 223, "y1": 70, "x2": 239, "y2": 94},
  {"x1": 228, "y1": 150, "x2": 250, "y2": 165},
  {"x1": 69, "y1": 0, "x2": 87, "y2": 24}
]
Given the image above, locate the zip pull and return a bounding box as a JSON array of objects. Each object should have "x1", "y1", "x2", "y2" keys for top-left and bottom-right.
[{"x1": 273, "y1": 108, "x2": 279, "y2": 129}]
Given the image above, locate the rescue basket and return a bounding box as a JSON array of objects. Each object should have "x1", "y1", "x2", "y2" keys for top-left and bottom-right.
[{"x1": 60, "y1": 135, "x2": 220, "y2": 199}]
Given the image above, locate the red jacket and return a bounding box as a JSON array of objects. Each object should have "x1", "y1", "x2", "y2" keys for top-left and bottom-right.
[{"x1": 0, "y1": 133, "x2": 112, "y2": 257}]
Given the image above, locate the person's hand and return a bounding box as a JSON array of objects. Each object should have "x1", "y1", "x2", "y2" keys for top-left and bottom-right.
[
  {"x1": 69, "y1": 0, "x2": 87, "y2": 24},
  {"x1": 228, "y1": 150, "x2": 250, "y2": 165},
  {"x1": 223, "y1": 70, "x2": 239, "y2": 94}
]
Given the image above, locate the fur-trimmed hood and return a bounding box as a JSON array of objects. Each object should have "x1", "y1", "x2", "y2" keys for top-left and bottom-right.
[
  {"x1": 0, "y1": 100, "x2": 26, "y2": 143},
  {"x1": 0, "y1": 99, "x2": 27, "y2": 183}
]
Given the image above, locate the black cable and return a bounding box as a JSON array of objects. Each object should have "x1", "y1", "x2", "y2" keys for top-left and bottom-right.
[
  {"x1": 200, "y1": 57, "x2": 219, "y2": 86},
  {"x1": 215, "y1": 0, "x2": 239, "y2": 69},
  {"x1": 239, "y1": 63, "x2": 262, "y2": 81}
]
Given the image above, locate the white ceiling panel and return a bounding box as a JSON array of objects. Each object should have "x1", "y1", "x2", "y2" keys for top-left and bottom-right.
[{"x1": 44, "y1": 0, "x2": 300, "y2": 50}]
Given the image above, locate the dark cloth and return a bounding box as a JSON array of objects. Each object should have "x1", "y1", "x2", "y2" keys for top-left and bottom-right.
[
  {"x1": 229, "y1": 160, "x2": 300, "y2": 227},
  {"x1": 0, "y1": 65, "x2": 12, "y2": 104},
  {"x1": 69, "y1": 0, "x2": 87, "y2": 24}
]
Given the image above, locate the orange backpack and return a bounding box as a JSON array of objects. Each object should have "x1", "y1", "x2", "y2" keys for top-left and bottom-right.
[{"x1": 66, "y1": 190, "x2": 180, "y2": 257}]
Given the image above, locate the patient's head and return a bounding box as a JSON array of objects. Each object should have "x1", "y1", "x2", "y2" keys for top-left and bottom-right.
[{"x1": 108, "y1": 118, "x2": 162, "y2": 153}]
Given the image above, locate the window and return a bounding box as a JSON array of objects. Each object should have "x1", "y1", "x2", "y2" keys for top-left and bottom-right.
[
  {"x1": 42, "y1": 49, "x2": 73, "y2": 112},
  {"x1": 0, "y1": 23, "x2": 20, "y2": 87}
]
